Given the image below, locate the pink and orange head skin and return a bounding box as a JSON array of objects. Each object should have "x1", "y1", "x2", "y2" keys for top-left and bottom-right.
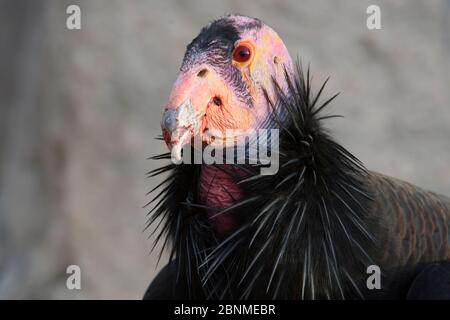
[{"x1": 162, "y1": 15, "x2": 294, "y2": 156}]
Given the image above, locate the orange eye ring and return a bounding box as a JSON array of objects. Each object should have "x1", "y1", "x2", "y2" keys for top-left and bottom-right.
[{"x1": 232, "y1": 42, "x2": 254, "y2": 64}]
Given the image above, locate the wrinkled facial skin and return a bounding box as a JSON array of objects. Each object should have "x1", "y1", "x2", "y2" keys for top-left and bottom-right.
[{"x1": 161, "y1": 15, "x2": 294, "y2": 157}]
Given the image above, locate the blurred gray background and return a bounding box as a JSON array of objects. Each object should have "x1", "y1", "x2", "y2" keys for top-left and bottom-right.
[{"x1": 1, "y1": 0, "x2": 449, "y2": 299}]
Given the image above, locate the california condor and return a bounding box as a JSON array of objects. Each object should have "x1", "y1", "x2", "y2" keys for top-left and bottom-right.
[{"x1": 144, "y1": 15, "x2": 450, "y2": 300}]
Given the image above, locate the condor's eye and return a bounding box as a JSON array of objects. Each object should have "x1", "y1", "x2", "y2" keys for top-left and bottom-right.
[{"x1": 232, "y1": 43, "x2": 253, "y2": 63}]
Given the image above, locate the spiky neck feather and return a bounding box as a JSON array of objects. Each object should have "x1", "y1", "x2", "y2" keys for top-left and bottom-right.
[{"x1": 147, "y1": 64, "x2": 380, "y2": 299}]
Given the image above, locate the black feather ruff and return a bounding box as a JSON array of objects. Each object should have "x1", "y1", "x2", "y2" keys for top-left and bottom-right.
[{"x1": 146, "y1": 63, "x2": 381, "y2": 299}]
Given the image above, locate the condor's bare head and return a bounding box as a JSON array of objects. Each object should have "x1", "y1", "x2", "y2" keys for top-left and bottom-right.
[{"x1": 161, "y1": 15, "x2": 294, "y2": 160}]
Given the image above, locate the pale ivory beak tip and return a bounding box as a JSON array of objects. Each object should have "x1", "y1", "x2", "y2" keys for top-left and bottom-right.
[{"x1": 171, "y1": 142, "x2": 183, "y2": 163}]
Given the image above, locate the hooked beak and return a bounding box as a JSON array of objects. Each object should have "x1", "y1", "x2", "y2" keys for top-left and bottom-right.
[
  {"x1": 161, "y1": 98, "x2": 200, "y2": 161},
  {"x1": 161, "y1": 65, "x2": 251, "y2": 161}
]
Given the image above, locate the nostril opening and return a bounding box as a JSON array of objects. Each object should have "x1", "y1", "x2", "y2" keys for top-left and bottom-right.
[
  {"x1": 212, "y1": 96, "x2": 222, "y2": 106},
  {"x1": 197, "y1": 68, "x2": 209, "y2": 78}
]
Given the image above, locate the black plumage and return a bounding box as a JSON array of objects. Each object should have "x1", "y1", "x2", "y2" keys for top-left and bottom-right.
[{"x1": 144, "y1": 64, "x2": 450, "y2": 299}]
